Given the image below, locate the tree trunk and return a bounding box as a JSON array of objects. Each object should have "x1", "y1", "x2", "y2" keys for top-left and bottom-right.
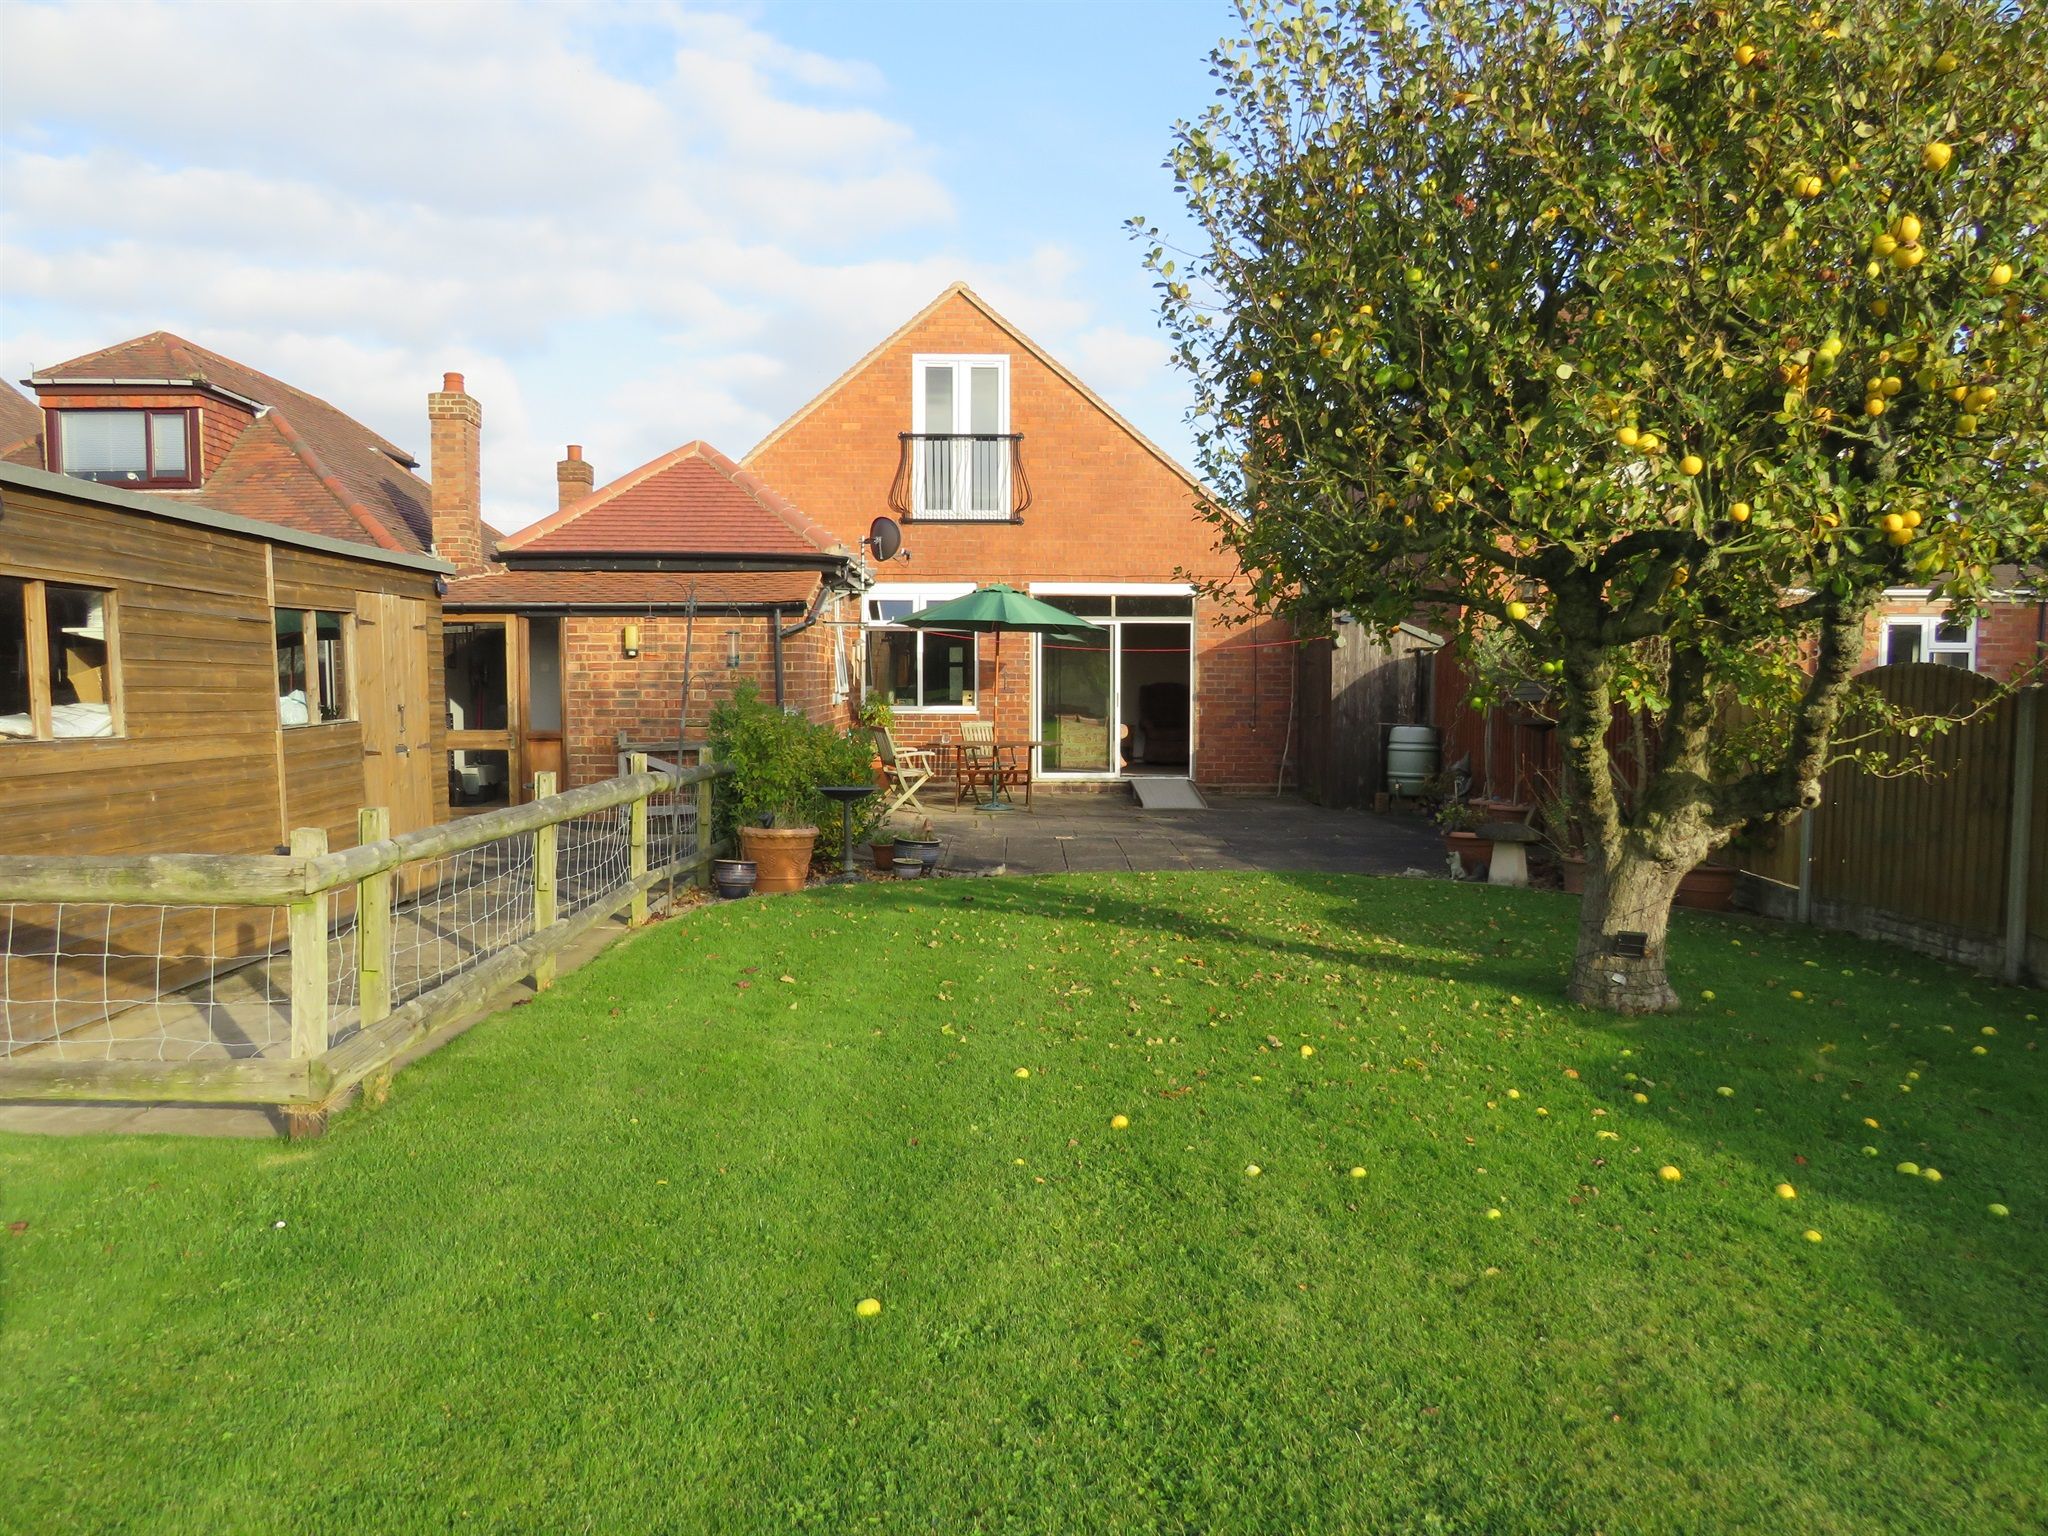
[{"x1": 1566, "y1": 847, "x2": 1692, "y2": 1013}]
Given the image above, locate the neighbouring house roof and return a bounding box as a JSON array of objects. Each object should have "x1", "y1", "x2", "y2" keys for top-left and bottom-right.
[
  {"x1": 497, "y1": 440, "x2": 846, "y2": 562},
  {"x1": 742, "y1": 280, "x2": 1209, "y2": 498},
  {"x1": 0, "y1": 380, "x2": 44, "y2": 465},
  {"x1": 0, "y1": 462, "x2": 451, "y2": 575},
  {"x1": 443, "y1": 568, "x2": 822, "y2": 611},
  {"x1": 28, "y1": 331, "x2": 433, "y2": 555}
]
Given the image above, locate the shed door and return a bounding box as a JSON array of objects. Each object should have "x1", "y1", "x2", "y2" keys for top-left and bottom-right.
[{"x1": 357, "y1": 591, "x2": 435, "y2": 834}]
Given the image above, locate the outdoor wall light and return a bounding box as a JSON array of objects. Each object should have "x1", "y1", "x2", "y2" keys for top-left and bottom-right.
[
  {"x1": 726, "y1": 630, "x2": 742, "y2": 669},
  {"x1": 622, "y1": 622, "x2": 641, "y2": 658}
]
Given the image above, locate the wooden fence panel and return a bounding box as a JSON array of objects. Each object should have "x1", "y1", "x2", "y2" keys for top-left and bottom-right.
[
  {"x1": 2028, "y1": 692, "x2": 2048, "y2": 954},
  {"x1": 1808, "y1": 664, "x2": 2012, "y2": 937},
  {"x1": 1296, "y1": 625, "x2": 1436, "y2": 808}
]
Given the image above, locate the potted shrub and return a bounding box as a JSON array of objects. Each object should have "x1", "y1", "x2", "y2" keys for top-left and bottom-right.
[
  {"x1": 870, "y1": 834, "x2": 898, "y2": 872},
  {"x1": 1535, "y1": 791, "x2": 1587, "y2": 893},
  {"x1": 858, "y1": 694, "x2": 895, "y2": 784},
  {"x1": 894, "y1": 816, "x2": 942, "y2": 877},
  {"x1": 710, "y1": 857, "x2": 757, "y2": 899},
  {"x1": 710, "y1": 682, "x2": 882, "y2": 890},
  {"x1": 741, "y1": 809, "x2": 818, "y2": 894}
]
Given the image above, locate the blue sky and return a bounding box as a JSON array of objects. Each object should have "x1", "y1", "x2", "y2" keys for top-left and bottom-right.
[{"x1": 0, "y1": 0, "x2": 1234, "y2": 529}]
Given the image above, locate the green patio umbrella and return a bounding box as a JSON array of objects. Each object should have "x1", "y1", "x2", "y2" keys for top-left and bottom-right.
[{"x1": 900, "y1": 584, "x2": 1101, "y2": 808}]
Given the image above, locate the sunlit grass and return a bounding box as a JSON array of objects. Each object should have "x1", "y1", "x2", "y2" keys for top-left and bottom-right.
[{"x1": 3, "y1": 874, "x2": 2042, "y2": 1533}]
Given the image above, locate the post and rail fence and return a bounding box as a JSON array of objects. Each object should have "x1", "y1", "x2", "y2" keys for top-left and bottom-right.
[{"x1": 0, "y1": 755, "x2": 727, "y2": 1132}]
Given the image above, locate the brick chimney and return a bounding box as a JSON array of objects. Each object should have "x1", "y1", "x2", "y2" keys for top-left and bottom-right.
[
  {"x1": 428, "y1": 371, "x2": 485, "y2": 573},
  {"x1": 556, "y1": 443, "x2": 594, "y2": 509}
]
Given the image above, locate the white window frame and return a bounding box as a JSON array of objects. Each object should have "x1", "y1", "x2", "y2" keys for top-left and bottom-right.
[
  {"x1": 863, "y1": 582, "x2": 979, "y2": 713},
  {"x1": 1026, "y1": 583, "x2": 1199, "y2": 781},
  {"x1": 911, "y1": 354, "x2": 1011, "y2": 521},
  {"x1": 1882, "y1": 613, "x2": 1977, "y2": 670}
]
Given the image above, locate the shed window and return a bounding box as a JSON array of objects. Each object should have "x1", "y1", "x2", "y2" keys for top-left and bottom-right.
[
  {"x1": 0, "y1": 576, "x2": 120, "y2": 740},
  {"x1": 276, "y1": 609, "x2": 352, "y2": 725},
  {"x1": 52, "y1": 409, "x2": 197, "y2": 487}
]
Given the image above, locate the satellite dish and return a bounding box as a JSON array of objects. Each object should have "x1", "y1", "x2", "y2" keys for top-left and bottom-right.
[{"x1": 866, "y1": 515, "x2": 903, "y2": 562}]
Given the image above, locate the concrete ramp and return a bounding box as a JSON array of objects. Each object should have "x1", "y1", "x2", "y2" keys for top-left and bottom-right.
[{"x1": 1131, "y1": 777, "x2": 1206, "y2": 811}]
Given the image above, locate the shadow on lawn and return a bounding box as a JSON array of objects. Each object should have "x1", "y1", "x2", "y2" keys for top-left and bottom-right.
[{"x1": 806, "y1": 869, "x2": 2047, "y2": 1402}]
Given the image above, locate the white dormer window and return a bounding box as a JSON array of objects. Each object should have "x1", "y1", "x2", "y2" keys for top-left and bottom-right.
[{"x1": 911, "y1": 355, "x2": 1010, "y2": 520}]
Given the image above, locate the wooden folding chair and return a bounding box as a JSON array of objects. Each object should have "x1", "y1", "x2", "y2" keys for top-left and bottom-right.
[
  {"x1": 875, "y1": 727, "x2": 936, "y2": 816},
  {"x1": 956, "y1": 720, "x2": 1001, "y2": 807}
]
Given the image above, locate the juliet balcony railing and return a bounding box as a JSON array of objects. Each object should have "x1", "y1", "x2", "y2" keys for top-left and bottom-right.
[{"x1": 889, "y1": 432, "x2": 1032, "y2": 522}]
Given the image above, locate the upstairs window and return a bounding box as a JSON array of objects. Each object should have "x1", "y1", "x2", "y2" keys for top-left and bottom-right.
[
  {"x1": 910, "y1": 355, "x2": 1010, "y2": 519},
  {"x1": 1883, "y1": 615, "x2": 1977, "y2": 670},
  {"x1": 1, "y1": 576, "x2": 121, "y2": 741},
  {"x1": 50, "y1": 408, "x2": 197, "y2": 487}
]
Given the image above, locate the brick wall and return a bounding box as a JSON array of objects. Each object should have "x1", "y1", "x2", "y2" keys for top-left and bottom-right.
[
  {"x1": 745, "y1": 291, "x2": 1294, "y2": 790},
  {"x1": 559, "y1": 602, "x2": 855, "y2": 787}
]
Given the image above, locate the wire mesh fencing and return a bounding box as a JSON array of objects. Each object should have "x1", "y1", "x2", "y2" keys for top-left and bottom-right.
[
  {"x1": 0, "y1": 765, "x2": 709, "y2": 1070},
  {"x1": 381, "y1": 828, "x2": 537, "y2": 1027},
  {"x1": 0, "y1": 901, "x2": 297, "y2": 1062}
]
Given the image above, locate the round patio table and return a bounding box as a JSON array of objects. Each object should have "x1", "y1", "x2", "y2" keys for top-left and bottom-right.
[{"x1": 979, "y1": 741, "x2": 1041, "y2": 811}]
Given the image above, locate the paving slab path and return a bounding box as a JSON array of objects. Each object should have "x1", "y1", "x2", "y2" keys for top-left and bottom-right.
[{"x1": 910, "y1": 790, "x2": 1447, "y2": 878}]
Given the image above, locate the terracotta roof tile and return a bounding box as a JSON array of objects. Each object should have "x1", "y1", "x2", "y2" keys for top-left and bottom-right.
[
  {"x1": 443, "y1": 568, "x2": 821, "y2": 609},
  {"x1": 0, "y1": 381, "x2": 43, "y2": 465},
  {"x1": 499, "y1": 441, "x2": 842, "y2": 559},
  {"x1": 193, "y1": 413, "x2": 406, "y2": 549},
  {"x1": 33, "y1": 331, "x2": 432, "y2": 553}
]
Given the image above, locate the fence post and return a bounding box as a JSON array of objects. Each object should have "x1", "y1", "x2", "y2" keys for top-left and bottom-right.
[
  {"x1": 2003, "y1": 688, "x2": 2039, "y2": 984},
  {"x1": 1795, "y1": 809, "x2": 1814, "y2": 925},
  {"x1": 695, "y1": 743, "x2": 716, "y2": 887},
  {"x1": 629, "y1": 751, "x2": 649, "y2": 926},
  {"x1": 532, "y1": 770, "x2": 559, "y2": 990},
  {"x1": 356, "y1": 806, "x2": 392, "y2": 1026},
  {"x1": 287, "y1": 826, "x2": 330, "y2": 1059}
]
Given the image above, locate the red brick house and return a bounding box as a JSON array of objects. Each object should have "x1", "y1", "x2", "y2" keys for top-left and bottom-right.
[
  {"x1": 1859, "y1": 574, "x2": 2045, "y2": 682},
  {"x1": 744, "y1": 283, "x2": 1295, "y2": 792},
  {"x1": 16, "y1": 333, "x2": 440, "y2": 556},
  {"x1": 439, "y1": 439, "x2": 862, "y2": 797}
]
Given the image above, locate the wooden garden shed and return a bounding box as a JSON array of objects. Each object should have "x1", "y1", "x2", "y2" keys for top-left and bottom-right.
[{"x1": 0, "y1": 462, "x2": 452, "y2": 859}]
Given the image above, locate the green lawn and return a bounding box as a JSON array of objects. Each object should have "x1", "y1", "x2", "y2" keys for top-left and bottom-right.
[{"x1": 4, "y1": 874, "x2": 2043, "y2": 1534}]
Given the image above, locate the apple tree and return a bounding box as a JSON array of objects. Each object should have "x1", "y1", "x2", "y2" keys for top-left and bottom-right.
[{"x1": 1143, "y1": 0, "x2": 2048, "y2": 1011}]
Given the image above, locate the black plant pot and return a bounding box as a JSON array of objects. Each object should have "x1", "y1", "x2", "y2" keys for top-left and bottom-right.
[
  {"x1": 711, "y1": 858, "x2": 758, "y2": 900},
  {"x1": 896, "y1": 838, "x2": 942, "y2": 876}
]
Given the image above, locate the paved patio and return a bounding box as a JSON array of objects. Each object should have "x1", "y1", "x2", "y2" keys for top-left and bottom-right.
[{"x1": 901, "y1": 789, "x2": 1447, "y2": 876}]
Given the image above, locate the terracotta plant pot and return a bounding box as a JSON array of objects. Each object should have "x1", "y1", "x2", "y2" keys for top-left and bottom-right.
[
  {"x1": 739, "y1": 825, "x2": 818, "y2": 893},
  {"x1": 1551, "y1": 856, "x2": 1728, "y2": 908},
  {"x1": 710, "y1": 858, "x2": 757, "y2": 900},
  {"x1": 1674, "y1": 862, "x2": 1737, "y2": 912},
  {"x1": 1443, "y1": 830, "x2": 1491, "y2": 878},
  {"x1": 870, "y1": 841, "x2": 898, "y2": 872}
]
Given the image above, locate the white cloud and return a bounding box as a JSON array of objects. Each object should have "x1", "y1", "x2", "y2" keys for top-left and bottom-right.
[{"x1": 0, "y1": 0, "x2": 1183, "y2": 530}]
